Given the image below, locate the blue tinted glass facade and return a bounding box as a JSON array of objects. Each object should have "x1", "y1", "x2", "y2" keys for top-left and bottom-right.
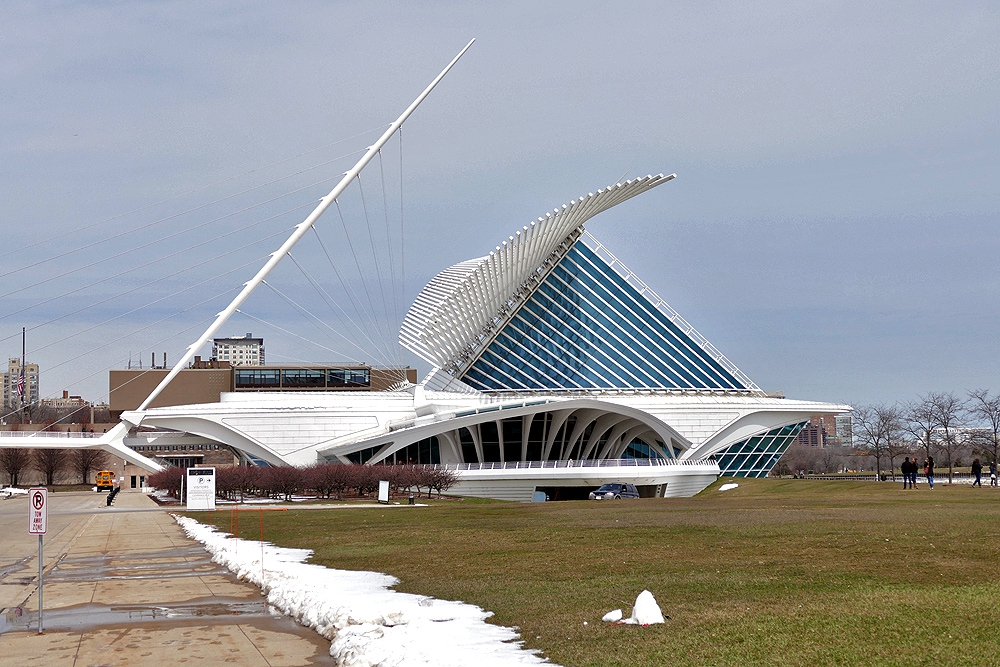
[
  {"x1": 461, "y1": 242, "x2": 748, "y2": 391},
  {"x1": 715, "y1": 422, "x2": 807, "y2": 478}
]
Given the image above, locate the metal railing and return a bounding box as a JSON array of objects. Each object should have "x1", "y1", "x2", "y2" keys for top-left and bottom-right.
[
  {"x1": 788, "y1": 472, "x2": 980, "y2": 482},
  {"x1": 424, "y1": 458, "x2": 718, "y2": 471},
  {"x1": 0, "y1": 430, "x2": 101, "y2": 438}
]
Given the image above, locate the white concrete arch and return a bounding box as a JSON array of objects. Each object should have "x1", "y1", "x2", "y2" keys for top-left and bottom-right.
[{"x1": 317, "y1": 396, "x2": 690, "y2": 465}]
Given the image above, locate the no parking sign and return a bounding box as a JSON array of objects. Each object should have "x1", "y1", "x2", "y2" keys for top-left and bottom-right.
[{"x1": 28, "y1": 487, "x2": 46, "y2": 534}]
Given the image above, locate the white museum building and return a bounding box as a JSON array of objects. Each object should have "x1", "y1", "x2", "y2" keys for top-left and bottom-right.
[{"x1": 117, "y1": 175, "x2": 848, "y2": 500}]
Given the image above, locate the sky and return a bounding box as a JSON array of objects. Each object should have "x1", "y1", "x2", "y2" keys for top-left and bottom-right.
[{"x1": 1, "y1": 1, "x2": 997, "y2": 408}]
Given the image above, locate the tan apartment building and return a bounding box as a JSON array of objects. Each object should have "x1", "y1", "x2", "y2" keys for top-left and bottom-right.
[{"x1": 3, "y1": 358, "x2": 39, "y2": 409}]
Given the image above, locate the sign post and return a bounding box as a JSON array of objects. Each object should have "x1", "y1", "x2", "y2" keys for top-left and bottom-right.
[
  {"x1": 186, "y1": 468, "x2": 216, "y2": 510},
  {"x1": 28, "y1": 487, "x2": 47, "y2": 634}
]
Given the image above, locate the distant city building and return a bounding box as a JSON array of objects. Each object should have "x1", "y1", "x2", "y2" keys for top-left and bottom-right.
[
  {"x1": 835, "y1": 414, "x2": 853, "y2": 447},
  {"x1": 212, "y1": 333, "x2": 264, "y2": 366},
  {"x1": 795, "y1": 413, "x2": 850, "y2": 448},
  {"x1": 795, "y1": 422, "x2": 827, "y2": 447},
  {"x1": 3, "y1": 358, "x2": 39, "y2": 409},
  {"x1": 41, "y1": 390, "x2": 88, "y2": 411}
]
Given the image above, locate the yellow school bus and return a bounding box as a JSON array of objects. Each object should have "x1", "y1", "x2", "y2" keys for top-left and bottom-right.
[{"x1": 95, "y1": 470, "x2": 116, "y2": 491}]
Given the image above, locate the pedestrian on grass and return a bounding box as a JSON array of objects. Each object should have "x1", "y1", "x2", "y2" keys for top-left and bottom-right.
[
  {"x1": 901, "y1": 457, "x2": 913, "y2": 489},
  {"x1": 925, "y1": 457, "x2": 935, "y2": 489},
  {"x1": 990, "y1": 461, "x2": 998, "y2": 487},
  {"x1": 910, "y1": 458, "x2": 919, "y2": 488},
  {"x1": 971, "y1": 459, "x2": 983, "y2": 487}
]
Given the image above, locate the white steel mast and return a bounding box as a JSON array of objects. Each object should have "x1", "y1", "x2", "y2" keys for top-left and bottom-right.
[{"x1": 133, "y1": 39, "x2": 475, "y2": 415}]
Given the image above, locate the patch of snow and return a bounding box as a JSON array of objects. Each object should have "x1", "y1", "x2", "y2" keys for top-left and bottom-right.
[
  {"x1": 1, "y1": 486, "x2": 29, "y2": 497},
  {"x1": 623, "y1": 590, "x2": 664, "y2": 626},
  {"x1": 601, "y1": 609, "x2": 622, "y2": 622},
  {"x1": 718, "y1": 483, "x2": 739, "y2": 492},
  {"x1": 174, "y1": 515, "x2": 555, "y2": 667}
]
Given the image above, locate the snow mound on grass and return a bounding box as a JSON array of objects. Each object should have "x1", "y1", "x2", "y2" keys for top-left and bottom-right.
[
  {"x1": 174, "y1": 515, "x2": 554, "y2": 667},
  {"x1": 718, "y1": 483, "x2": 739, "y2": 491},
  {"x1": 1, "y1": 486, "x2": 29, "y2": 496},
  {"x1": 601, "y1": 609, "x2": 622, "y2": 622},
  {"x1": 624, "y1": 590, "x2": 664, "y2": 625}
]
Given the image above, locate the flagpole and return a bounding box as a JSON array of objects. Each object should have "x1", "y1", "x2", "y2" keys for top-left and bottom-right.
[{"x1": 21, "y1": 326, "x2": 26, "y2": 425}]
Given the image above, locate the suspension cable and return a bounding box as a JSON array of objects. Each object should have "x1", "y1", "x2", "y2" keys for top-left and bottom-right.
[
  {"x1": 354, "y1": 174, "x2": 393, "y2": 339},
  {"x1": 0, "y1": 147, "x2": 367, "y2": 283},
  {"x1": 309, "y1": 225, "x2": 398, "y2": 364},
  {"x1": 377, "y1": 149, "x2": 400, "y2": 337},
  {"x1": 0, "y1": 202, "x2": 312, "y2": 326},
  {"x1": 0, "y1": 173, "x2": 336, "y2": 305},
  {"x1": 235, "y1": 308, "x2": 360, "y2": 364},
  {"x1": 286, "y1": 252, "x2": 396, "y2": 367},
  {"x1": 333, "y1": 198, "x2": 384, "y2": 333},
  {"x1": 260, "y1": 282, "x2": 366, "y2": 363},
  {"x1": 0, "y1": 126, "x2": 382, "y2": 268},
  {"x1": 28, "y1": 254, "x2": 270, "y2": 356},
  {"x1": 399, "y1": 125, "x2": 406, "y2": 319}
]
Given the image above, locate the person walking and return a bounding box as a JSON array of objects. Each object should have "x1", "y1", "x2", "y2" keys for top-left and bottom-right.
[
  {"x1": 990, "y1": 461, "x2": 998, "y2": 487},
  {"x1": 901, "y1": 457, "x2": 913, "y2": 489},
  {"x1": 971, "y1": 459, "x2": 983, "y2": 487},
  {"x1": 925, "y1": 456, "x2": 935, "y2": 489}
]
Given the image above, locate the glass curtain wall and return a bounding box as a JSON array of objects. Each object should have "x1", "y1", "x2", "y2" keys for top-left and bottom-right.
[
  {"x1": 715, "y1": 422, "x2": 807, "y2": 477},
  {"x1": 462, "y1": 242, "x2": 747, "y2": 392}
]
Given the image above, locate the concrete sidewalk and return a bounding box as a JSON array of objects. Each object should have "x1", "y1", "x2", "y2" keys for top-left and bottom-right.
[{"x1": 0, "y1": 491, "x2": 332, "y2": 666}]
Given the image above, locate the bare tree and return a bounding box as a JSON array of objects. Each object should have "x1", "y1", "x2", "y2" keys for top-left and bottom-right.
[
  {"x1": 904, "y1": 396, "x2": 938, "y2": 463},
  {"x1": 967, "y1": 389, "x2": 1000, "y2": 468},
  {"x1": 260, "y1": 466, "x2": 303, "y2": 501},
  {"x1": 427, "y1": 468, "x2": 458, "y2": 497},
  {"x1": 31, "y1": 448, "x2": 69, "y2": 486},
  {"x1": 820, "y1": 446, "x2": 844, "y2": 474},
  {"x1": 852, "y1": 404, "x2": 902, "y2": 479},
  {"x1": 776, "y1": 443, "x2": 820, "y2": 476},
  {"x1": 930, "y1": 392, "x2": 964, "y2": 484},
  {"x1": 0, "y1": 448, "x2": 31, "y2": 486},
  {"x1": 72, "y1": 448, "x2": 110, "y2": 485}
]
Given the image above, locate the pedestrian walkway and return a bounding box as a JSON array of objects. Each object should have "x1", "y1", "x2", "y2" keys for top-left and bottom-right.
[{"x1": 0, "y1": 491, "x2": 332, "y2": 666}]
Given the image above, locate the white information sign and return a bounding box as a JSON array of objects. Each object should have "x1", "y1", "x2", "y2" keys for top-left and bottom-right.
[
  {"x1": 186, "y1": 467, "x2": 216, "y2": 511},
  {"x1": 28, "y1": 487, "x2": 47, "y2": 534},
  {"x1": 378, "y1": 479, "x2": 390, "y2": 504}
]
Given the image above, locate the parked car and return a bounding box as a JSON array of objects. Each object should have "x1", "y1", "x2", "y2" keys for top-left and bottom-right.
[{"x1": 589, "y1": 483, "x2": 639, "y2": 500}]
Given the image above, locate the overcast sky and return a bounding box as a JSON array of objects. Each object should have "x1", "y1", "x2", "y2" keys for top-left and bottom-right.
[{"x1": 1, "y1": 1, "x2": 997, "y2": 407}]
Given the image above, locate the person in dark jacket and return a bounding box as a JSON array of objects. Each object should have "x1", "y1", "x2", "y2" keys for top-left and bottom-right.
[
  {"x1": 901, "y1": 457, "x2": 913, "y2": 489},
  {"x1": 924, "y1": 457, "x2": 935, "y2": 489},
  {"x1": 990, "y1": 461, "x2": 998, "y2": 487},
  {"x1": 971, "y1": 459, "x2": 983, "y2": 487}
]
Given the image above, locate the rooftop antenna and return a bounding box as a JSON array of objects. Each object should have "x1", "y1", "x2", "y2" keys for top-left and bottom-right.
[{"x1": 132, "y1": 39, "x2": 476, "y2": 416}]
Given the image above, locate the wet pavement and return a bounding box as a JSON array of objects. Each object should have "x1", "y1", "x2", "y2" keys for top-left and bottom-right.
[{"x1": 0, "y1": 490, "x2": 333, "y2": 665}]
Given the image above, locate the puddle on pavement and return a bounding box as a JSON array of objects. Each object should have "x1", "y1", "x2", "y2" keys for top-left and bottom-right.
[
  {"x1": 0, "y1": 557, "x2": 31, "y2": 580},
  {"x1": 0, "y1": 598, "x2": 281, "y2": 633},
  {"x1": 46, "y1": 546, "x2": 226, "y2": 583}
]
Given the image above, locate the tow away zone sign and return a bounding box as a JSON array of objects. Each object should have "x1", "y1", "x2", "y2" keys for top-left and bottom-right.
[{"x1": 29, "y1": 487, "x2": 47, "y2": 534}]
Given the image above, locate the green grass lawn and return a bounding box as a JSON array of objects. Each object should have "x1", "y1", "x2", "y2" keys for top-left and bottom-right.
[{"x1": 192, "y1": 479, "x2": 1000, "y2": 666}]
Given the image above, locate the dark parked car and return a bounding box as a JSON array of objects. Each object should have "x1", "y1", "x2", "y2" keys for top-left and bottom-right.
[{"x1": 589, "y1": 483, "x2": 639, "y2": 500}]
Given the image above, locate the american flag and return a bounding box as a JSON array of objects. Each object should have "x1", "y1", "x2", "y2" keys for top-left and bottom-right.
[{"x1": 16, "y1": 371, "x2": 24, "y2": 397}]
